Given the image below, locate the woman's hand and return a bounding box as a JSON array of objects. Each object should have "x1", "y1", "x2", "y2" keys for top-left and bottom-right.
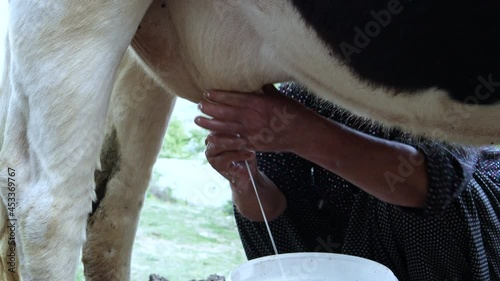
[
  {"x1": 203, "y1": 132, "x2": 287, "y2": 222},
  {"x1": 203, "y1": 131, "x2": 257, "y2": 186},
  {"x1": 195, "y1": 85, "x2": 317, "y2": 153}
]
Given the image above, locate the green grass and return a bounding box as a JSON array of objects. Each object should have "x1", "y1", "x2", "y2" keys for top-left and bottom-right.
[
  {"x1": 131, "y1": 194, "x2": 246, "y2": 281},
  {"x1": 76, "y1": 193, "x2": 246, "y2": 281}
]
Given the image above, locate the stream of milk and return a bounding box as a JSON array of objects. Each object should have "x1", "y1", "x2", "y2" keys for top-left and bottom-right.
[{"x1": 244, "y1": 160, "x2": 287, "y2": 280}]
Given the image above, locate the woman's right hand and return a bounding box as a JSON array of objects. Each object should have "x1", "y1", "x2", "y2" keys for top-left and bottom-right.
[{"x1": 204, "y1": 131, "x2": 287, "y2": 222}]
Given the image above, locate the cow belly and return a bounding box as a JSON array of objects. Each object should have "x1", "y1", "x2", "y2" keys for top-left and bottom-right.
[
  {"x1": 130, "y1": 0, "x2": 289, "y2": 103},
  {"x1": 130, "y1": 0, "x2": 500, "y2": 144}
]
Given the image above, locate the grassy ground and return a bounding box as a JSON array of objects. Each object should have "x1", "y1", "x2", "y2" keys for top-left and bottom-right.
[{"x1": 76, "y1": 193, "x2": 246, "y2": 281}]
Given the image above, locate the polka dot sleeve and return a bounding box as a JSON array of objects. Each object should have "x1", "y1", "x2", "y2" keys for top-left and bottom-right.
[
  {"x1": 404, "y1": 143, "x2": 480, "y2": 217},
  {"x1": 234, "y1": 209, "x2": 308, "y2": 259}
]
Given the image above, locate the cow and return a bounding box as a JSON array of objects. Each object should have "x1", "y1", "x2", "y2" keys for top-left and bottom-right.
[{"x1": 0, "y1": 0, "x2": 499, "y2": 280}]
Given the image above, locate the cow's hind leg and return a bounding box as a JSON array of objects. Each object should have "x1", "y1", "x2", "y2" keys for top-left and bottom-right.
[
  {"x1": 82, "y1": 49, "x2": 175, "y2": 281},
  {"x1": 0, "y1": 1, "x2": 152, "y2": 280}
]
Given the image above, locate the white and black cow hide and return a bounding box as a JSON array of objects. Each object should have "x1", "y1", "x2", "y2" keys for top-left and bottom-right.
[{"x1": 0, "y1": 1, "x2": 499, "y2": 281}]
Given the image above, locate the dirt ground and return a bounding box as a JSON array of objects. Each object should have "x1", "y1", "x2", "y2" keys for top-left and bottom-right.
[{"x1": 149, "y1": 274, "x2": 225, "y2": 281}]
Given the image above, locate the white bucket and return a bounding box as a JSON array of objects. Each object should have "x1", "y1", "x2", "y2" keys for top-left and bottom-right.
[{"x1": 230, "y1": 253, "x2": 398, "y2": 281}]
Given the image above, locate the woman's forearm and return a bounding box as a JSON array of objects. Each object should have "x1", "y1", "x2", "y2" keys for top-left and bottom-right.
[
  {"x1": 232, "y1": 171, "x2": 287, "y2": 222},
  {"x1": 292, "y1": 111, "x2": 428, "y2": 208}
]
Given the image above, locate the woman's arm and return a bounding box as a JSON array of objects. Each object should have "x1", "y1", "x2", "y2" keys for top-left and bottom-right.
[
  {"x1": 197, "y1": 87, "x2": 429, "y2": 208},
  {"x1": 291, "y1": 110, "x2": 429, "y2": 208},
  {"x1": 231, "y1": 169, "x2": 287, "y2": 222},
  {"x1": 196, "y1": 86, "x2": 478, "y2": 210}
]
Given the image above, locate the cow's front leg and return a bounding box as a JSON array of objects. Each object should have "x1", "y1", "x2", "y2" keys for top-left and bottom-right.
[
  {"x1": 0, "y1": 202, "x2": 20, "y2": 281},
  {"x1": 82, "y1": 49, "x2": 175, "y2": 281},
  {"x1": 0, "y1": 41, "x2": 20, "y2": 281},
  {"x1": 0, "y1": 1, "x2": 152, "y2": 280}
]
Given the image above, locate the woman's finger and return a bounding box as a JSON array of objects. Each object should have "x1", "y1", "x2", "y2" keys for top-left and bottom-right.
[
  {"x1": 207, "y1": 151, "x2": 255, "y2": 178},
  {"x1": 195, "y1": 116, "x2": 244, "y2": 134},
  {"x1": 205, "y1": 141, "x2": 253, "y2": 159},
  {"x1": 207, "y1": 131, "x2": 241, "y2": 140},
  {"x1": 198, "y1": 100, "x2": 247, "y2": 121},
  {"x1": 207, "y1": 134, "x2": 254, "y2": 151}
]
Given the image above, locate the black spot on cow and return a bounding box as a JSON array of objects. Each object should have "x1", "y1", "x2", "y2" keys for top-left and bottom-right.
[
  {"x1": 291, "y1": 0, "x2": 500, "y2": 104},
  {"x1": 92, "y1": 127, "x2": 121, "y2": 215}
]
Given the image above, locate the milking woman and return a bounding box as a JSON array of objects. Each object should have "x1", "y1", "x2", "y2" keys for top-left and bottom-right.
[{"x1": 195, "y1": 83, "x2": 500, "y2": 281}]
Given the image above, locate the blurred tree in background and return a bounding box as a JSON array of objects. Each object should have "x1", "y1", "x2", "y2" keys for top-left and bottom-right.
[{"x1": 160, "y1": 117, "x2": 206, "y2": 159}]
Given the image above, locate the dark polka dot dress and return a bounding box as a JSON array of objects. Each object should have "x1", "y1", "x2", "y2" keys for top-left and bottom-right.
[{"x1": 234, "y1": 83, "x2": 500, "y2": 281}]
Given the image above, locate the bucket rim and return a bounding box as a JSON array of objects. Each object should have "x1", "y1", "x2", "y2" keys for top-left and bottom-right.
[{"x1": 229, "y1": 252, "x2": 397, "y2": 281}]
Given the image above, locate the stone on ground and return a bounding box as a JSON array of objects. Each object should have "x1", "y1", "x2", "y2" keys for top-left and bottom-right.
[{"x1": 149, "y1": 274, "x2": 225, "y2": 281}]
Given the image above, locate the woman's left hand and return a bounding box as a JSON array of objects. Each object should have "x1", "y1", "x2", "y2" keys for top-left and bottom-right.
[{"x1": 195, "y1": 85, "x2": 316, "y2": 153}]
